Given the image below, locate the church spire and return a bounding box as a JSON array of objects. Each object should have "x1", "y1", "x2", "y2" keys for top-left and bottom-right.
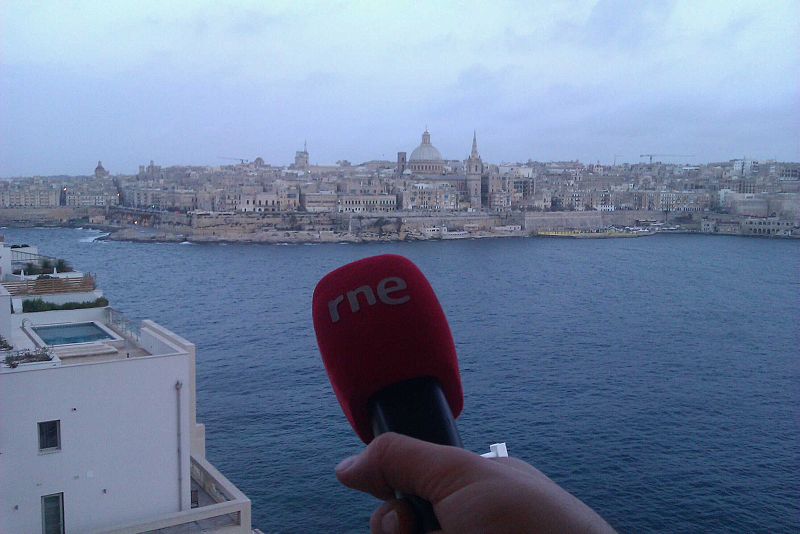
[{"x1": 471, "y1": 130, "x2": 479, "y2": 158}]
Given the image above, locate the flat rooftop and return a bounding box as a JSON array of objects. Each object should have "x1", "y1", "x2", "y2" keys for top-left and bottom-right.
[
  {"x1": 1, "y1": 307, "x2": 189, "y2": 373},
  {"x1": 50, "y1": 336, "x2": 151, "y2": 365}
]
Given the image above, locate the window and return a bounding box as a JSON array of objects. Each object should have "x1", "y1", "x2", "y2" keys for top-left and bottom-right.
[
  {"x1": 38, "y1": 420, "x2": 60, "y2": 451},
  {"x1": 41, "y1": 493, "x2": 64, "y2": 534}
]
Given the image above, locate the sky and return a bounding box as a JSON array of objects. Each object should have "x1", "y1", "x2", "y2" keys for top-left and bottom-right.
[{"x1": 1, "y1": 0, "x2": 798, "y2": 176}]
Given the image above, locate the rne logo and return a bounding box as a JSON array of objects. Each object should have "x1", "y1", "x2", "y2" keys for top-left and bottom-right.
[{"x1": 328, "y1": 277, "x2": 410, "y2": 323}]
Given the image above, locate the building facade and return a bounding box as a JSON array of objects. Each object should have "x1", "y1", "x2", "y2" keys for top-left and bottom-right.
[{"x1": 0, "y1": 244, "x2": 253, "y2": 533}]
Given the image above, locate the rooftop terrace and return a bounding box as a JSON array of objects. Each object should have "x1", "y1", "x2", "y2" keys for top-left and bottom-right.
[
  {"x1": 1, "y1": 274, "x2": 96, "y2": 296},
  {"x1": 0, "y1": 308, "x2": 182, "y2": 372}
]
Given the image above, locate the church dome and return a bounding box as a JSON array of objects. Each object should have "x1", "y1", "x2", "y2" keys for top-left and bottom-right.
[{"x1": 409, "y1": 129, "x2": 443, "y2": 161}]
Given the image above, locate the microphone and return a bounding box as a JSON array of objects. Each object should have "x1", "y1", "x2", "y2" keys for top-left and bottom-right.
[{"x1": 313, "y1": 254, "x2": 464, "y2": 532}]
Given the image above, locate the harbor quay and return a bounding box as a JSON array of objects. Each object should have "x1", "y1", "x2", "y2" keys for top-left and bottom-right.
[{"x1": 1, "y1": 206, "x2": 798, "y2": 242}]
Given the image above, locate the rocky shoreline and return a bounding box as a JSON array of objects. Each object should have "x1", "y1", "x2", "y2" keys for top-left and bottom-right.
[
  {"x1": 3, "y1": 208, "x2": 793, "y2": 244},
  {"x1": 100, "y1": 226, "x2": 532, "y2": 244},
  {"x1": 95, "y1": 226, "x2": 675, "y2": 244}
]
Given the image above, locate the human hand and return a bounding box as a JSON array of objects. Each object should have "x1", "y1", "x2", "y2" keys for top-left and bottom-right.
[{"x1": 335, "y1": 432, "x2": 615, "y2": 534}]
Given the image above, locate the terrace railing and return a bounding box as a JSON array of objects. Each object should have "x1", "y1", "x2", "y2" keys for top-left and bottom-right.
[
  {"x1": 106, "y1": 308, "x2": 141, "y2": 342},
  {"x1": 102, "y1": 455, "x2": 250, "y2": 534},
  {"x1": 10, "y1": 249, "x2": 59, "y2": 264},
  {"x1": 1, "y1": 274, "x2": 96, "y2": 296}
]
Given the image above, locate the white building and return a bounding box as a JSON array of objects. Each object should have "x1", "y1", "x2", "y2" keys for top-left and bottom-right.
[{"x1": 0, "y1": 243, "x2": 254, "y2": 533}]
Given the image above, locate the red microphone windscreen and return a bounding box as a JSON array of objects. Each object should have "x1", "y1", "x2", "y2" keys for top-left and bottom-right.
[{"x1": 313, "y1": 254, "x2": 463, "y2": 443}]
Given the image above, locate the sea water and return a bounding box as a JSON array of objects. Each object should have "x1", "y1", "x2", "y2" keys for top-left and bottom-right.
[{"x1": 5, "y1": 228, "x2": 798, "y2": 533}]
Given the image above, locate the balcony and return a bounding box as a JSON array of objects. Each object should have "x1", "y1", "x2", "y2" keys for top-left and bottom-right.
[{"x1": 102, "y1": 455, "x2": 251, "y2": 534}]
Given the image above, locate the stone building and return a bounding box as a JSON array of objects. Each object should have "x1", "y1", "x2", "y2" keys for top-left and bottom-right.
[
  {"x1": 94, "y1": 161, "x2": 109, "y2": 179},
  {"x1": 466, "y1": 131, "x2": 483, "y2": 209},
  {"x1": 292, "y1": 141, "x2": 309, "y2": 170},
  {"x1": 407, "y1": 129, "x2": 445, "y2": 174}
]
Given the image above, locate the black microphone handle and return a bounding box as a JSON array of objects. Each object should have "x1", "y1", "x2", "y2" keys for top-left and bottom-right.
[{"x1": 369, "y1": 377, "x2": 463, "y2": 533}]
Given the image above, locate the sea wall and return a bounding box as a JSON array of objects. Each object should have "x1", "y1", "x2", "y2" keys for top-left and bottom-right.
[
  {"x1": 523, "y1": 210, "x2": 666, "y2": 231},
  {"x1": 0, "y1": 207, "x2": 90, "y2": 226}
]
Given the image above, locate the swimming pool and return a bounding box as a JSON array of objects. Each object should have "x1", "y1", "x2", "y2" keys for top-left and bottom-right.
[{"x1": 32, "y1": 322, "x2": 116, "y2": 346}]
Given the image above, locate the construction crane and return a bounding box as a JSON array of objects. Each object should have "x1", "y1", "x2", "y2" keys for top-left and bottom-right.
[
  {"x1": 639, "y1": 154, "x2": 695, "y2": 164},
  {"x1": 218, "y1": 156, "x2": 249, "y2": 164}
]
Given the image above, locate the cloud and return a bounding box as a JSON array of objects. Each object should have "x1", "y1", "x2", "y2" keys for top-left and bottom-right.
[
  {"x1": 580, "y1": 0, "x2": 677, "y2": 49},
  {"x1": 227, "y1": 8, "x2": 281, "y2": 35},
  {"x1": 1, "y1": 0, "x2": 798, "y2": 175}
]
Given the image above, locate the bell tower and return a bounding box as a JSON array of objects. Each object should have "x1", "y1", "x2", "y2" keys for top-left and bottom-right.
[{"x1": 466, "y1": 131, "x2": 483, "y2": 209}]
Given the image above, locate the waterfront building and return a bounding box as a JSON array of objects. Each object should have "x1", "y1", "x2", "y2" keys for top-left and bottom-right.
[
  {"x1": 0, "y1": 243, "x2": 254, "y2": 533},
  {"x1": 63, "y1": 177, "x2": 120, "y2": 208},
  {"x1": 301, "y1": 191, "x2": 339, "y2": 213},
  {"x1": 739, "y1": 217, "x2": 794, "y2": 236},
  {"x1": 241, "y1": 186, "x2": 301, "y2": 213},
  {"x1": 0, "y1": 180, "x2": 60, "y2": 209},
  {"x1": 241, "y1": 192, "x2": 279, "y2": 213},
  {"x1": 120, "y1": 185, "x2": 164, "y2": 210},
  {"x1": 701, "y1": 218, "x2": 741, "y2": 235},
  {"x1": 337, "y1": 194, "x2": 397, "y2": 213},
  {"x1": 701, "y1": 216, "x2": 796, "y2": 236}
]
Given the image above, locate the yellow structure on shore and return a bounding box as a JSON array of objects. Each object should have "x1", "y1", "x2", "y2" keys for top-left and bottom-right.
[{"x1": 536, "y1": 230, "x2": 652, "y2": 238}]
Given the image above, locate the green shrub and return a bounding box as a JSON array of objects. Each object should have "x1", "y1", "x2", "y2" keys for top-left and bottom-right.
[
  {"x1": 22, "y1": 297, "x2": 109, "y2": 313},
  {"x1": 14, "y1": 257, "x2": 73, "y2": 275}
]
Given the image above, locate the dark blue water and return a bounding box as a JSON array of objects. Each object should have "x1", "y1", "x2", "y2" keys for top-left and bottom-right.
[{"x1": 6, "y1": 228, "x2": 799, "y2": 532}]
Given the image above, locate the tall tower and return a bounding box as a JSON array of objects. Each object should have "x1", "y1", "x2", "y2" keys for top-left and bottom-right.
[
  {"x1": 294, "y1": 140, "x2": 309, "y2": 170},
  {"x1": 397, "y1": 151, "x2": 407, "y2": 175},
  {"x1": 466, "y1": 131, "x2": 483, "y2": 209},
  {"x1": 94, "y1": 161, "x2": 109, "y2": 179}
]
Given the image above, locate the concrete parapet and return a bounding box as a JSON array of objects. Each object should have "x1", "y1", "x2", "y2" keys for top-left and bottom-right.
[{"x1": 523, "y1": 210, "x2": 666, "y2": 231}]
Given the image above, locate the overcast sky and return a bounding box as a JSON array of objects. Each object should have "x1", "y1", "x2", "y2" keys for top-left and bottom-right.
[{"x1": 1, "y1": 0, "x2": 798, "y2": 176}]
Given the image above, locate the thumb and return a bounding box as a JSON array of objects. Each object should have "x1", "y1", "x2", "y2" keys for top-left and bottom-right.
[
  {"x1": 370, "y1": 499, "x2": 419, "y2": 534},
  {"x1": 335, "y1": 432, "x2": 484, "y2": 504}
]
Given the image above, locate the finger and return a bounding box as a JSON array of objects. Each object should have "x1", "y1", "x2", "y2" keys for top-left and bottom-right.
[
  {"x1": 336, "y1": 432, "x2": 487, "y2": 504},
  {"x1": 491, "y1": 456, "x2": 545, "y2": 477},
  {"x1": 369, "y1": 499, "x2": 417, "y2": 534}
]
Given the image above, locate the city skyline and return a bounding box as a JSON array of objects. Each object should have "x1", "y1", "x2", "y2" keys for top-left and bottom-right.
[
  {"x1": 2, "y1": 129, "x2": 797, "y2": 181},
  {"x1": 2, "y1": 0, "x2": 799, "y2": 176}
]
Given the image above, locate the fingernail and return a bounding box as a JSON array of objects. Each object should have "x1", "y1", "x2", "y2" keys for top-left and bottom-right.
[
  {"x1": 335, "y1": 455, "x2": 357, "y2": 474},
  {"x1": 381, "y1": 509, "x2": 399, "y2": 534}
]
